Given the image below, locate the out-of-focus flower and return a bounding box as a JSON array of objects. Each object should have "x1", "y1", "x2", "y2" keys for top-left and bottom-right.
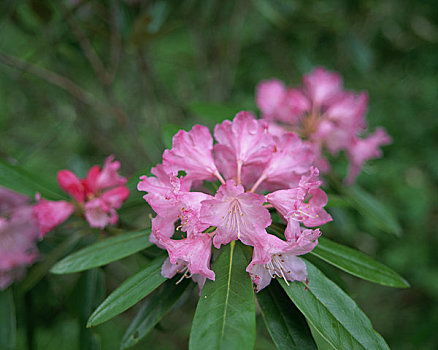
[
  {"x1": 0, "y1": 187, "x2": 40, "y2": 290},
  {"x1": 256, "y1": 67, "x2": 391, "y2": 183},
  {"x1": 139, "y1": 112, "x2": 332, "y2": 291},
  {"x1": 33, "y1": 156, "x2": 129, "y2": 236}
]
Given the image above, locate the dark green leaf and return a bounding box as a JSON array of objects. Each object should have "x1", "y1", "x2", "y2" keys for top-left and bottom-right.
[
  {"x1": 280, "y1": 261, "x2": 390, "y2": 350},
  {"x1": 0, "y1": 289, "x2": 16, "y2": 350},
  {"x1": 0, "y1": 159, "x2": 67, "y2": 200},
  {"x1": 51, "y1": 230, "x2": 151, "y2": 274},
  {"x1": 77, "y1": 270, "x2": 105, "y2": 350},
  {"x1": 311, "y1": 237, "x2": 409, "y2": 288},
  {"x1": 345, "y1": 186, "x2": 401, "y2": 236},
  {"x1": 308, "y1": 322, "x2": 335, "y2": 350},
  {"x1": 87, "y1": 255, "x2": 166, "y2": 327},
  {"x1": 121, "y1": 278, "x2": 191, "y2": 349},
  {"x1": 189, "y1": 242, "x2": 256, "y2": 350},
  {"x1": 257, "y1": 280, "x2": 316, "y2": 350}
]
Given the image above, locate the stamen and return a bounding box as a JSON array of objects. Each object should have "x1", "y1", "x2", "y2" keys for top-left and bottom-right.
[{"x1": 176, "y1": 265, "x2": 190, "y2": 284}]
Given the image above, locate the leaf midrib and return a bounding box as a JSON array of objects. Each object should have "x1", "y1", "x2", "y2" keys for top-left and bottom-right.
[
  {"x1": 53, "y1": 231, "x2": 149, "y2": 272},
  {"x1": 286, "y1": 281, "x2": 371, "y2": 350},
  {"x1": 219, "y1": 241, "x2": 235, "y2": 349}
]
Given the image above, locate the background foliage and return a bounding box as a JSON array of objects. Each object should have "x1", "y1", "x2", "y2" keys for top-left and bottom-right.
[{"x1": 0, "y1": 0, "x2": 437, "y2": 349}]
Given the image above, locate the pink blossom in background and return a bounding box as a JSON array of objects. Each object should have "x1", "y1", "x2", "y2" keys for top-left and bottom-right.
[
  {"x1": 0, "y1": 187, "x2": 40, "y2": 290},
  {"x1": 33, "y1": 156, "x2": 129, "y2": 236},
  {"x1": 138, "y1": 112, "x2": 332, "y2": 291},
  {"x1": 256, "y1": 67, "x2": 391, "y2": 183}
]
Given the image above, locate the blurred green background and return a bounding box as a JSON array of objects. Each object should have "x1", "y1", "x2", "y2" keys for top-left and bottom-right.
[{"x1": 1, "y1": 0, "x2": 437, "y2": 349}]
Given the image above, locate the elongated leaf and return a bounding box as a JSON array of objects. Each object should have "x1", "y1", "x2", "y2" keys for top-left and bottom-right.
[
  {"x1": 76, "y1": 270, "x2": 105, "y2": 350},
  {"x1": 311, "y1": 237, "x2": 409, "y2": 288},
  {"x1": 280, "y1": 261, "x2": 390, "y2": 350},
  {"x1": 308, "y1": 322, "x2": 335, "y2": 350},
  {"x1": 0, "y1": 159, "x2": 66, "y2": 200},
  {"x1": 51, "y1": 230, "x2": 151, "y2": 274},
  {"x1": 257, "y1": 280, "x2": 316, "y2": 350},
  {"x1": 0, "y1": 289, "x2": 16, "y2": 350},
  {"x1": 121, "y1": 278, "x2": 191, "y2": 349},
  {"x1": 345, "y1": 186, "x2": 401, "y2": 236},
  {"x1": 87, "y1": 255, "x2": 166, "y2": 327},
  {"x1": 189, "y1": 242, "x2": 256, "y2": 350}
]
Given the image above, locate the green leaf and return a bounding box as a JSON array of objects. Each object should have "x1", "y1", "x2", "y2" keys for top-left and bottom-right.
[
  {"x1": 121, "y1": 278, "x2": 192, "y2": 349},
  {"x1": 76, "y1": 270, "x2": 105, "y2": 350},
  {"x1": 189, "y1": 242, "x2": 256, "y2": 350},
  {"x1": 345, "y1": 186, "x2": 401, "y2": 236},
  {"x1": 257, "y1": 280, "x2": 316, "y2": 350},
  {"x1": 308, "y1": 322, "x2": 335, "y2": 350},
  {"x1": 87, "y1": 255, "x2": 166, "y2": 327},
  {"x1": 0, "y1": 159, "x2": 66, "y2": 200},
  {"x1": 311, "y1": 237, "x2": 409, "y2": 288},
  {"x1": 51, "y1": 230, "x2": 152, "y2": 274},
  {"x1": 280, "y1": 261, "x2": 390, "y2": 350},
  {"x1": 0, "y1": 289, "x2": 16, "y2": 350}
]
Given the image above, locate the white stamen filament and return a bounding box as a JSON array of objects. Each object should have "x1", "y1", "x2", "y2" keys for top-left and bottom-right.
[
  {"x1": 223, "y1": 200, "x2": 245, "y2": 238},
  {"x1": 264, "y1": 254, "x2": 290, "y2": 286},
  {"x1": 176, "y1": 265, "x2": 191, "y2": 284}
]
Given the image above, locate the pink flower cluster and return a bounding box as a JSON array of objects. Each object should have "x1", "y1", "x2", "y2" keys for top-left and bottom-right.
[
  {"x1": 138, "y1": 112, "x2": 332, "y2": 291},
  {"x1": 0, "y1": 187, "x2": 40, "y2": 290},
  {"x1": 33, "y1": 156, "x2": 129, "y2": 236},
  {"x1": 256, "y1": 67, "x2": 392, "y2": 183}
]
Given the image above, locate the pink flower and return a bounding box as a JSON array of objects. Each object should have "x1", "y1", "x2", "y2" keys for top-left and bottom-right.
[
  {"x1": 250, "y1": 133, "x2": 315, "y2": 191},
  {"x1": 160, "y1": 234, "x2": 215, "y2": 282},
  {"x1": 87, "y1": 155, "x2": 127, "y2": 192},
  {"x1": 163, "y1": 125, "x2": 223, "y2": 182},
  {"x1": 256, "y1": 79, "x2": 287, "y2": 120},
  {"x1": 139, "y1": 112, "x2": 332, "y2": 290},
  {"x1": 0, "y1": 188, "x2": 40, "y2": 290},
  {"x1": 35, "y1": 156, "x2": 129, "y2": 235},
  {"x1": 257, "y1": 80, "x2": 309, "y2": 124},
  {"x1": 138, "y1": 167, "x2": 211, "y2": 243},
  {"x1": 303, "y1": 66, "x2": 342, "y2": 107},
  {"x1": 255, "y1": 67, "x2": 391, "y2": 184},
  {"x1": 246, "y1": 232, "x2": 311, "y2": 292},
  {"x1": 0, "y1": 187, "x2": 28, "y2": 214},
  {"x1": 214, "y1": 111, "x2": 275, "y2": 184},
  {"x1": 83, "y1": 186, "x2": 129, "y2": 229},
  {"x1": 33, "y1": 196, "x2": 75, "y2": 238},
  {"x1": 200, "y1": 180, "x2": 271, "y2": 248},
  {"x1": 267, "y1": 168, "x2": 332, "y2": 240},
  {"x1": 346, "y1": 128, "x2": 392, "y2": 184}
]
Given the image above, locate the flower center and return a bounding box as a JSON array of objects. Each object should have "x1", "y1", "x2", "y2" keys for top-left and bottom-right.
[
  {"x1": 264, "y1": 253, "x2": 291, "y2": 286},
  {"x1": 223, "y1": 199, "x2": 245, "y2": 238}
]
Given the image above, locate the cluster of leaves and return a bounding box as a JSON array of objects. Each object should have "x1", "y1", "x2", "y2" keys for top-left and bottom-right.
[{"x1": 0, "y1": 159, "x2": 409, "y2": 350}]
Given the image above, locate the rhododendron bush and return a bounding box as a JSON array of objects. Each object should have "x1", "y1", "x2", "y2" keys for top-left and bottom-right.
[{"x1": 0, "y1": 65, "x2": 411, "y2": 350}]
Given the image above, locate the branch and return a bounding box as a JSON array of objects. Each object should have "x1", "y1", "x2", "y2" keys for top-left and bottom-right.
[{"x1": 0, "y1": 50, "x2": 105, "y2": 110}]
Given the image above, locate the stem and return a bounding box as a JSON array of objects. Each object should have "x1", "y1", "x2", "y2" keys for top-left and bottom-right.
[{"x1": 0, "y1": 50, "x2": 103, "y2": 109}]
